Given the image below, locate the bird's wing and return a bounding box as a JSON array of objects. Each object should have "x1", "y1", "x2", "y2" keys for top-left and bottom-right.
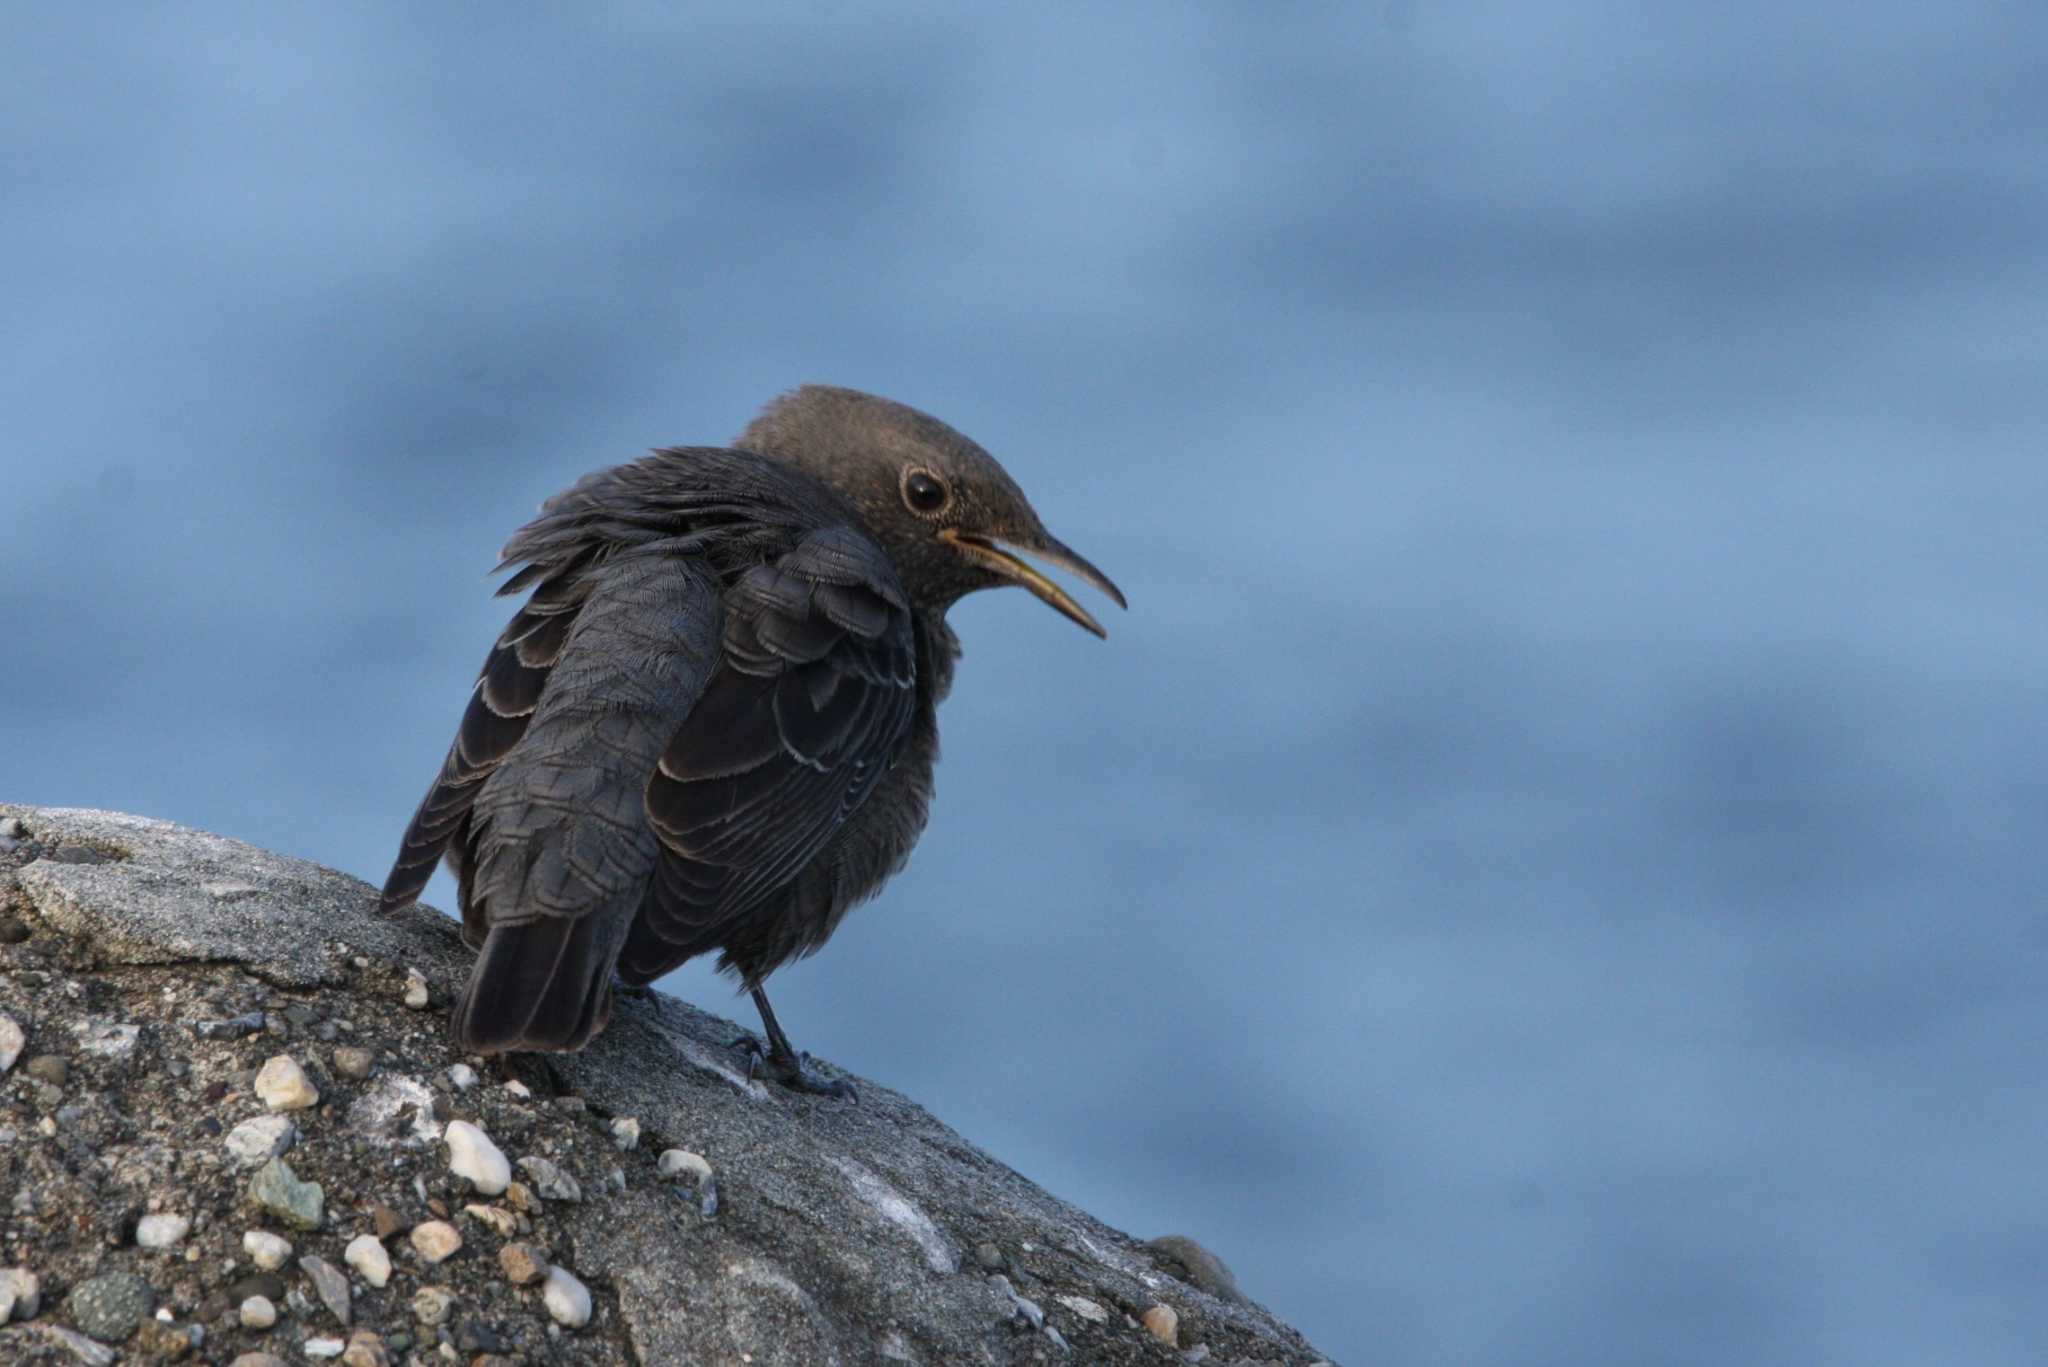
[
  {"x1": 622, "y1": 524, "x2": 919, "y2": 984},
  {"x1": 378, "y1": 545, "x2": 603, "y2": 919}
]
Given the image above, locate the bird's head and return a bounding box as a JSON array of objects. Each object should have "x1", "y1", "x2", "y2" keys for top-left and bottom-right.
[{"x1": 736, "y1": 385, "x2": 1126, "y2": 635}]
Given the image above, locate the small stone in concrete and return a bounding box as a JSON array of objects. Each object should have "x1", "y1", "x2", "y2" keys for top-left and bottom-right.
[
  {"x1": 247, "y1": 1157, "x2": 324, "y2": 1230},
  {"x1": 541, "y1": 1266, "x2": 591, "y2": 1328},
  {"x1": 331, "y1": 1046, "x2": 374, "y2": 1080},
  {"x1": 1056, "y1": 1295, "x2": 1109, "y2": 1324},
  {"x1": 73, "y1": 1019, "x2": 139, "y2": 1058},
  {"x1": 516, "y1": 1155, "x2": 581, "y2": 1202},
  {"x1": 24, "y1": 1055, "x2": 67, "y2": 1087},
  {"x1": 192, "y1": 1011, "x2": 265, "y2": 1040},
  {"x1": 253, "y1": 1054, "x2": 319, "y2": 1111},
  {"x1": 305, "y1": 1337, "x2": 345, "y2": 1359},
  {"x1": 229, "y1": 1353, "x2": 288, "y2": 1367},
  {"x1": 503, "y1": 1078, "x2": 531, "y2": 1098},
  {"x1": 135, "y1": 1213, "x2": 191, "y2": 1248},
  {"x1": 341, "y1": 1328, "x2": 392, "y2": 1367},
  {"x1": 238, "y1": 1295, "x2": 277, "y2": 1329},
  {"x1": 225, "y1": 1115, "x2": 296, "y2": 1167},
  {"x1": 1, "y1": 1266, "x2": 42, "y2": 1323},
  {"x1": 37, "y1": 1325, "x2": 119, "y2": 1366},
  {"x1": 447, "y1": 1063, "x2": 477, "y2": 1090},
  {"x1": 1142, "y1": 1302, "x2": 1180, "y2": 1348},
  {"x1": 409, "y1": 1220, "x2": 462, "y2": 1264},
  {"x1": 370, "y1": 1203, "x2": 402, "y2": 1240},
  {"x1": 299, "y1": 1255, "x2": 351, "y2": 1327},
  {"x1": 462, "y1": 1203, "x2": 518, "y2": 1238},
  {"x1": 609, "y1": 1117, "x2": 639, "y2": 1150},
  {"x1": 344, "y1": 1233, "x2": 391, "y2": 1288},
  {"x1": 0, "y1": 1014, "x2": 24, "y2": 1074},
  {"x1": 499, "y1": 1242, "x2": 547, "y2": 1285},
  {"x1": 443, "y1": 1120, "x2": 509, "y2": 1195},
  {"x1": 402, "y1": 969, "x2": 430, "y2": 1009},
  {"x1": 242, "y1": 1230, "x2": 293, "y2": 1270},
  {"x1": 412, "y1": 1285, "x2": 455, "y2": 1327},
  {"x1": 67, "y1": 1270, "x2": 154, "y2": 1341}
]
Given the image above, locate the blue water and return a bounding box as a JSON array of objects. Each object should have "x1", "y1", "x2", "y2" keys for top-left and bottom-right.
[{"x1": 6, "y1": 7, "x2": 2046, "y2": 1363}]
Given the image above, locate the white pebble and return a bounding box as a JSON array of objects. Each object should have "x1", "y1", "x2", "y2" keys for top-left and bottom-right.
[
  {"x1": 656, "y1": 1149, "x2": 713, "y2": 1183},
  {"x1": 402, "y1": 969, "x2": 430, "y2": 1009},
  {"x1": 225, "y1": 1115, "x2": 296, "y2": 1167},
  {"x1": 305, "y1": 1336, "x2": 345, "y2": 1358},
  {"x1": 443, "y1": 1120, "x2": 510, "y2": 1195},
  {"x1": 447, "y1": 1063, "x2": 478, "y2": 1090},
  {"x1": 503, "y1": 1078, "x2": 531, "y2": 1098},
  {"x1": 410, "y1": 1220, "x2": 463, "y2": 1264},
  {"x1": 608, "y1": 1117, "x2": 640, "y2": 1150},
  {"x1": 242, "y1": 1230, "x2": 293, "y2": 1270},
  {"x1": 542, "y1": 1266, "x2": 592, "y2": 1328},
  {"x1": 1056, "y1": 1295, "x2": 1109, "y2": 1323},
  {"x1": 238, "y1": 1294, "x2": 277, "y2": 1328},
  {"x1": 344, "y1": 1233, "x2": 391, "y2": 1288},
  {"x1": 0, "y1": 1267, "x2": 42, "y2": 1323},
  {"x1": 253, "y1": 1054, "x2": 320, "y2": 1111},
  {"x1": 135, "y1": 1213, "x2": 190, "y2": 1249},
  {"x1": 0, "y1": 1014, "x2": 25, "y2": 1074}
]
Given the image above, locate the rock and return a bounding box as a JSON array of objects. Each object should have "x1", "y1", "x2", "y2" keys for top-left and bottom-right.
[
  {"x1": 192, "y1": 1011, "x2": 265, "y2": 1040},
  {"x1": 134, "y1": 1212, "x2": 191, "y2": 1248},
  {"x1": 341, "y1": 1328, "x2": 392, "y2": 1367},
  {"x1": 0, "y1": 1266, "x2": 41, "y2": 1323},
  {"x1": 447, "y1": 1062, "x2": 477, "y2": 1090},
  {"x1": 299, "y1": 1255, "x2": 351, "y2": 1326},
  {"x1": 369, "y1": 1203, "x2": 402, "y2": 1240},
  {"x1": 498, "y1": 1242, "x2": 547, "y2": 1285},
  {"x1": 542, "y1": 1266, "x2": 592, "y2": 1328},
  {"x1": 1142, "y1": 1302, "x2": 1181, "y2": 1348},
  {"x1": 1, "y1": 806, "x2": 1329, "y2": 1366},
  {"x1": 229, "y1": 1354, "x2": 288, "y2": 1367},
  {"x1": 1056, "y1": 1294, "x2": 1109, "y2": 1324},
  {"x1": 0, "y1": 1013, "x2": 24, "y2": 1073},
  {"x1": 24, "y1": 1054, "x2": 67, "y2": 1087},
  {"x1": 224, "y1": 1114, "x2": 295, "y2": 1167},
  {"x1": 331, "y1": 1045, "x2": 374, "y2": 1079},
  {"x1": 305, "y1": 1337, "x2": 346, "y2": 1359},
  {"x1": 516, "y1": 1154, "x2": 581, "y2": 1202},
  {"x1": 66, "y1": 1270, "x2": 153, "y2": 1341},
  {"x1": 609, "y1": 1117, "x2": 640, "y2": 1150},
  {"x1": 242, "y1": 1230, "x2": 293, "y2": 1270},
  {"x1": 462, "y1": 1202, "x2": 519, "y2": 1237},
  {"x1": 344, "y1": 1233, "x2": 392, "y2": 1288},
  {"x1": 409, "y1": 1219, "x2": 462, "y2": 1264},
  {"x1": 247, "y1": 1157, "x2": 324, "y2": 1229},
  {"x1": 442, "y1": 1119, "x2": 509, "y2": 1195},
  {"x1": 72, "y1": 1018, "x2": 139, "y2": 1058},
  {"x1": 402, "y1": 968, "x2": 430, "y2": 1009},
  {"x1": 1147, "y1": 1233, "x2": 1250, "y2": 1305},
  {"x1": 238, "y1": 1295, "x2": 277, "y2": 1328},
  {"x1": 973, "y1": 1240, "x2": 1003, "y2": 1271},
  {"x1": 31, "y1": 1324, "x2": 119, "y2": 1365},
  {"x1": 411, "y1": 1285, "x2": 455, "y2": 1327},
  {"x1": 252, "y1": 1053, "x2": 319, "y2": 1110}
]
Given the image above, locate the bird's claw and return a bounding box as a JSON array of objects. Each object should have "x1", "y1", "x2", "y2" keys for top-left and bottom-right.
[{"x1": 729, "y1": 1034, "x2": 857, "y2": 1101}]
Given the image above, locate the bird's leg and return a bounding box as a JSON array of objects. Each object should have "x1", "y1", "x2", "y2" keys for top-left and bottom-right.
[{"x1": 734, "y1": 985, "x2": 858, "y2": 1101}]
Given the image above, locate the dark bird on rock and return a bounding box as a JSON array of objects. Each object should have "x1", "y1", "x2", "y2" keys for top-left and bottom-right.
[{"x1": 379, "y1": 386, "x2": 1124, "y2": 1097}]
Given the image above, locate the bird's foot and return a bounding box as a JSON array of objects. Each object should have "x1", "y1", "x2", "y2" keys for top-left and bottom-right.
[{"x1": 732, "y1": 1035, "x2": 858, "y2": 1101}]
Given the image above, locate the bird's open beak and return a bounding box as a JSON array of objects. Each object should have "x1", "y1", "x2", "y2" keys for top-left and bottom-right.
[{"x1": 938, "y1": 528, "x2": 1128, "y2": 638}]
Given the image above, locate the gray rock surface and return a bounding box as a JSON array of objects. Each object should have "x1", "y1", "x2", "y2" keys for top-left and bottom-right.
[{"x1": 0, "y1": 804, "x2": 1330, "y2": 1364}]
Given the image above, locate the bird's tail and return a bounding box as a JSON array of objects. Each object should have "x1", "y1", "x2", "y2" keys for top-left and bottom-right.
[{"x1": 452, "y1": 916, "x2": 616, "y2": 1054}]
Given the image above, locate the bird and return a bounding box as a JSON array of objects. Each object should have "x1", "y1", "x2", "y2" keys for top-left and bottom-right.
[{"x1": 378, "y1": 385, "x2": 1125, "y2": 1097}]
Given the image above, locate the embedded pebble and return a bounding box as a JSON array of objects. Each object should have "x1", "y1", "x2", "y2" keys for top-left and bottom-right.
[
  {"x1": 300, "y1": 1255, "x2": 351, "y2": 1326},
  {"x1": 67, "y1": 1270, "x2": 154, "y2": 1341},
  {"x1": 243, "y1": 1230, "x2": 293, "y2": 1270},
  {"x1": 516, "y1": 1155, "x2": 581, "y2": 1202},
  {"x1": 370, "y1": 1204, "x2": 402, "y2": 1240},
  {"x1": 402, "y1": 969, "x2": 430, "y2": 1009},
  {"x1": 463, "y1": 1203, "x2": 519, "y2": 1238},
  {"x1": 412, "y1": 1286, "x2": 455, "y2": 1326},
  {"x1": 498, "y1": 1243, "x2": 546, "y2": 1285},
  {"x1": 541, "y1": 1266, "x2": 592, "y2": 1328},
  {"x1": 409, "y1": 1220, "x2": 462, "y2": 1264},
  {"x1": 134, "y1": 1213, "x2": 190, "y2": 1248},
  {"x1": 1142, "y1": 1302, "x2": 1180, "y2": 1347},
  {"x1": 443, "y1": 1120, "x2": 510, "y2": 1195},
  {"x1": 346, "y1": 1074, "x2": 441, "y2": 1146},
  {"x1": 341, "y1": 1328, "x2": 391, "y2": 1366},
  {"x1": 656, "y1": 1149, "x2": 711, "y2": 1181},
  {"x1": 503, "y1": 1078, "x2": 531, "y2": 1098},
  {"x1": 238, "y1": 1295, "x2": 277, "y2": 1329},
  {"x1": 1056, "y1": 1294, "x2": 1109, "y2": 1324},
  {"x1": 230, "y1": 1354, "x2": 288, "y2": 1367},
  {"x1": 73, "y1": 1019, "x2": 140, "y2": 1058},
  {"x1": 247, "y1": 1157, "x2": 324, "y2": 1229},
  {"x1": 344, "y1": 1234, "x2": 392, "y2": 1288},
  {"x1": 331, "y1": 1046, "x2": 374, "y2": 1080},
  {"x1": 192, "y1": 1011, "x2": 265, "y2": 1040},
  {"x1": 609, "y1": 1117, "x2": 640, "y2": 1150},
  {"x1": 447, "y1": 1062, "x2": 478, "y2": 1090},
  {"x1": 40, "y1": 1325, "x2": 119, "y2": 1365},
  {"x1": 225, "y1": 1115, "x2": 296, "y2": 1167},
  {"x1": 24, "y1": 1055, "x2": 67, "y2": 1087},
  {"x1": 0, "y1": 1014, "x2": 25, "y2": 1074},
  {"x1": 305, "y1": 1337, "x2": 345, "y2": 1358},
  {"x1": 253, "y1": 1054, "x2": 320, "y2": 1110},
  {"x1": 1, "y1": 1266, "x2": 42, "y2": 1322}
]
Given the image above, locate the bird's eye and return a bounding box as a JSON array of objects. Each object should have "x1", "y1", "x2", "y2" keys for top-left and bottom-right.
[{"x1": 901, "y1": 468, "x2": 951, "y2": 515}]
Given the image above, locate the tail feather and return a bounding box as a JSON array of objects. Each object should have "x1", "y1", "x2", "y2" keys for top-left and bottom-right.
[{"x1": 452, "y1": 916, "x2": 616, "y2": 1054}]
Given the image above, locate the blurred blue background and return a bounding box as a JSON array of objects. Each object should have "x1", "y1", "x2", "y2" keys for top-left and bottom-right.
[{"x1": 5, "y1": 6, "x2": 2045, "y2": 1364}]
